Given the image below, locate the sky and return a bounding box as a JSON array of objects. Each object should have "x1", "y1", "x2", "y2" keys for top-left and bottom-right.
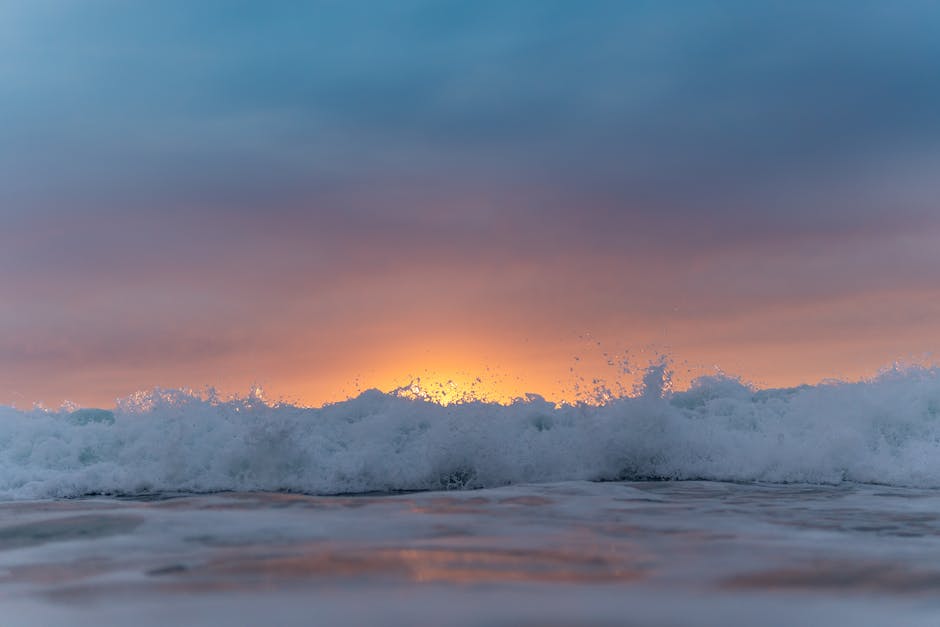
[{"x1": 2, "y1": 1, "x2": 940, "y2": 407}]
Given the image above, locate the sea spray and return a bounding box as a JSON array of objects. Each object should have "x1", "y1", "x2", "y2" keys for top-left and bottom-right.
[{"x1": 2, "y1": 364, "x2": 940, "y2": 499}]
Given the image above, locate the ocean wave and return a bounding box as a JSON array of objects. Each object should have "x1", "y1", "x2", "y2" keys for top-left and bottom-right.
[{"x1": 3, "y1": 365, "x2": 940, "y2": 499}]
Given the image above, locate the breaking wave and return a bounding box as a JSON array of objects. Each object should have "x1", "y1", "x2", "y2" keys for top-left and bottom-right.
[{"x1": 3, "y1": 364, "x2": 940, "y2": 499}]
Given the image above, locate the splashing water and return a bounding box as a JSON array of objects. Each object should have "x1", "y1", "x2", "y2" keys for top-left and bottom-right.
[{"x1": 3, "y1": 363, "x2": 940, "y2": 499}]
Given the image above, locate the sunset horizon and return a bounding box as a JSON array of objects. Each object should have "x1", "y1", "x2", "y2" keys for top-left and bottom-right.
[{"x1": 4, "y1": 2, "x2": 940, "y2": 410}]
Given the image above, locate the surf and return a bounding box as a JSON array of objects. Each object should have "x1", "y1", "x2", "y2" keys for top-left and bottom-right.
[{"x1": 2, "y1": 364, "x2": 940, "y2": 499}]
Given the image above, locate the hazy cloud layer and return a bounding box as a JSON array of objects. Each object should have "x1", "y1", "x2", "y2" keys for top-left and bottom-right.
[{"x1": 2, "y1": 1, "x2": 939, "y2": 404}]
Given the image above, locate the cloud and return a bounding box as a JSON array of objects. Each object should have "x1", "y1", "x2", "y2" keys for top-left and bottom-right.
[{"x1": 2, "y1": 1, "x2": 940, "y2": 403}]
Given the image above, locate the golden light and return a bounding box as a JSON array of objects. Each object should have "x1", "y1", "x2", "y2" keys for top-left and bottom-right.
[{"x1": 388, "y1": 371, "x2": 510, "y2": 406}]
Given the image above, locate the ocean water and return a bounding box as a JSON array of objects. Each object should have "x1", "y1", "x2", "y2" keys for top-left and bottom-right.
[{"x1": 3, "y1": 367, "x2": 940, "y2": 625}]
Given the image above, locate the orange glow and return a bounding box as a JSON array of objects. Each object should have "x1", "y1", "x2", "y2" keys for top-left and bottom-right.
[
  {"x1": 7, "y1": 285, "x2": 940, "y2": 409},
  {"x1": 201, "y1": 544, "x2": 645, "y2": 586}
]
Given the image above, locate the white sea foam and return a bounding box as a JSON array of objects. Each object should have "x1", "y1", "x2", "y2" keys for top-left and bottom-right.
[{"x1": 3, "y1": 365, "x2": 940, "y2": 499}]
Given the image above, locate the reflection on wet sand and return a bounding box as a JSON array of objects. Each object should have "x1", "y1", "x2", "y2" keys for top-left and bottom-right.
[
  {"x1": 0, "y1": 515, "x2": 143, "y2": 550},
  {"x1": 194, "y1": 544, "x2": 645, "y2": 586},
  {"x1": 724, "y1": 560, "x2": 940, "y2": 594},
  {"x1": 5, "y1": 480, "x2": 940, "y2": 625},
  {"x1": 408, "y1": 497, "x2": 492, "y2": 515},
  {"x1": 0, "y1": 560, "x2": 116, "y2": 586}
]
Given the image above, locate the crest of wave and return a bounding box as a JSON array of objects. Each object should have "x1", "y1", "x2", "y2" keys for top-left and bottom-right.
[{"x1": 2, "y1": 364, "x2": 940, "y2": 499}]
